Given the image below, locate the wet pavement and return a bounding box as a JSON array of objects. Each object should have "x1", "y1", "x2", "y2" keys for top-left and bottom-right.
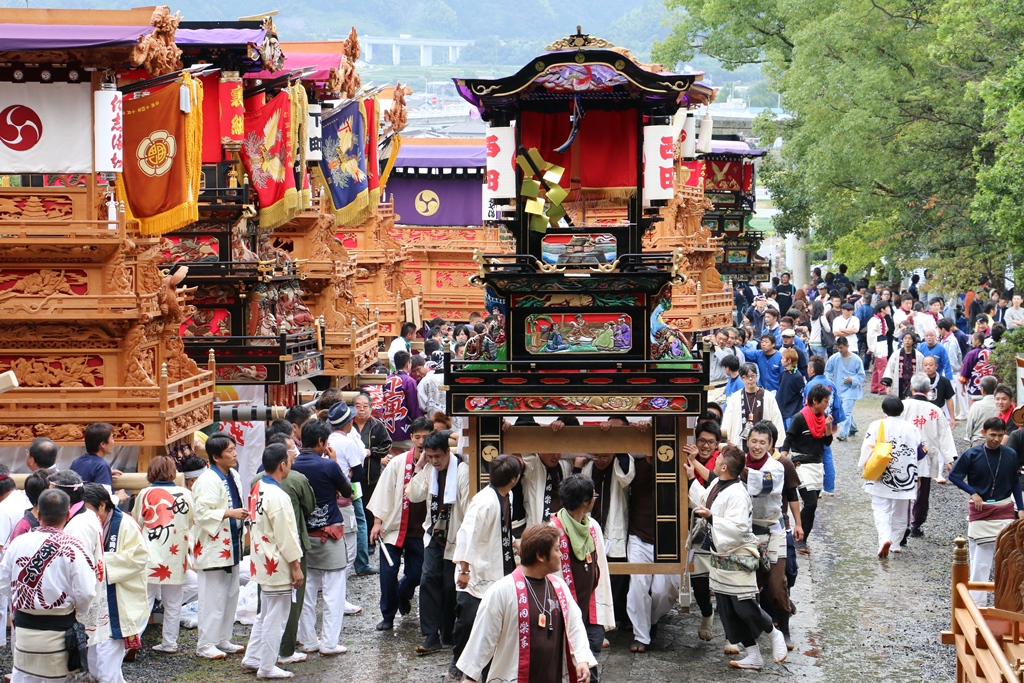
[{"x1": 0, "y1": 393, "x2": 964, "y2": 682}]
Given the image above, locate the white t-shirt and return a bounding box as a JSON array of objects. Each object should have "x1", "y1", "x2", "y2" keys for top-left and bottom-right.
[
  {"x1": 387, "y1": 337, "x2": 408, "y2": 369},
  {"x1": 0, "y1": 490, "x2": 30, "y2": 549},
  {"x1": 832, "y1": 315, "x2": 860, "y2": 353}
]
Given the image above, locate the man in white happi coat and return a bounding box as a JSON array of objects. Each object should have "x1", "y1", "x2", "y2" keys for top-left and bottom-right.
[
  {"x1": 1, "y1": 489, "x2": 97, "y2": 683},
  {"x1": 687, "y1": 449, "x2": 788, "y2": 670},
  {"x1": 521, "y1": 450, "x2": 573, "y2": 528},
  {"x1": 406, "y1": 430, "x2": 469, "y2": 655},
  {"x1": 576, "y1": 419, "x2": 635, "y2": 626},
  {"x1": 241, "y1": 444, "x2": 304, "y2": 679},
  {"x1": 858, "y1": 398, "x2": 926, "y2": 559},
  {"x1": 450, "y1": 454, "x2": 522, "y2": 681},
  {"x1": 78, "y1": 484, "x2": 149, "y2": 683},
  {"x1": 721, "y1": 364, "x2": 785, "y2": 449},
  {"x1": 552, "y1": 475, "x2": 614, "y2": 683},
  {"x1": 367, "y1": 416, "x2": 431, "y2": 631},
  {"x1": 903, "y1": 374, "x2": 956, "y2": 541},
  {"x1": 457, "y1": 524, "x2": 597, "y2": 683},
  {"x1": 190, "y1": 433, "x2": 249, "y2": 659}
]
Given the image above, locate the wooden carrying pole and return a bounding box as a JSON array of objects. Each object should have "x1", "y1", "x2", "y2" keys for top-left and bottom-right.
[{"x1": 10, "y1": 472, "x2": 184, "y2": 491}]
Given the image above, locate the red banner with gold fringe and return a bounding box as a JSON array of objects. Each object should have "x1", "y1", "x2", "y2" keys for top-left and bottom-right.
[{"x1": 239, "y1": 90, "x2": 297, "y2": 230}]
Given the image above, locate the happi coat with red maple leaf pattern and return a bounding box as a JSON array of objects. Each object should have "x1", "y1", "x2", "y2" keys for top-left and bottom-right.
[
  {"x1": 248, "y1": 475, "x2": 302, "y2": 590},
  {"x1": 190, "y1": 466, "x2": 245, "y2": 570},
  {"x1": 132, "y1": 482, "x2": 194, "y2": 585}
]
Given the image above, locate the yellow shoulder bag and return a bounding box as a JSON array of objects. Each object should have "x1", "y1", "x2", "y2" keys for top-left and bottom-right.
[{"x1": 862, "y1": 420, "x2": 893, "y2": 481}]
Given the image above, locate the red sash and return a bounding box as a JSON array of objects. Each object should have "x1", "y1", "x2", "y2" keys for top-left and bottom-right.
[
  {"x1": 511, "y1": 567, "x2": 581, "y2": 683},
  {"x1": 395, "y1": 450, "x2": 416, "y2": 547},
  {"x1": 968, "y1": 501, "x2": 1015, "y2": 522},
  {"x1": 551, "y1": 516, "x2": 599, "y2": 624}
]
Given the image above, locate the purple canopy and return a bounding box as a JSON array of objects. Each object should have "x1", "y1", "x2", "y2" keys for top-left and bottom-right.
[
  {"x1": 175, "y1": 27, "x2": 266, "y2": 46},
  {"x1": 396, "y1": 143, "x2": 485, "y2": 168},
  {"x1": 0, "y1": 23, "x2": 153, "y2": 51},
  {"x1": 708, "y1": 140, "x2": 767, "y2": 157}
]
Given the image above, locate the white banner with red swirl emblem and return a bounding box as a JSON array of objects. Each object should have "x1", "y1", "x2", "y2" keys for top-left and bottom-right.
[{"x1": 0, "y1": 83, "x2": 92, "y2": 173}]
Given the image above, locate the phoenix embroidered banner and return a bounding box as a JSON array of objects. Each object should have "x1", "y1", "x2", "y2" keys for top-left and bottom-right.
[
  {"x1": 239, "y1": 90, "x2": 298, "y2": 230},
  {"x1": 315, "y1": 99, "x2": 378, "y2": 225},
  {"x1": 116, "y1": 74, "x2": 203, "y2": 236}
]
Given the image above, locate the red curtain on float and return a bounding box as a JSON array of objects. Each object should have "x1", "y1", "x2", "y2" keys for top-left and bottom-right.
[{"x1": 519, "y1": 108, "x2": 637, "y2": 191}]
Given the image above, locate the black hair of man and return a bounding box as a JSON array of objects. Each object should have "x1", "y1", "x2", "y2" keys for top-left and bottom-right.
[
  {"x1": 695, "y1": 420, "x2": 722, "y2": 442},
  {"x1": 875, "y1": 301, "x2": 891, "y2": 315},
  {"x1": 718, "y1": 445, "x2": 746, "y2": 477},
  {"x1": 205, "y1": 433, "x2": 236, "y2": 463},
  {"x1": 839, "y1": 264, "x2": 848, "y2": 274},
  {"x1": 285, "y1": 404, "x2": 314, "y2": 430},
  {"x1": 28, "y1": 437, "x2": 58, "y2": 470},
  {"x1": 267, "y1": 419, "x2": 294, "y2": 439},
  {"x1": 394, "y1": 350, "x2": 411, "y2": 371},
  {"x1": 425, "y1": 339, "x2": 441, "y2": 355},
  {"x1": 422, "y1": 430, "x2": 451, "y2": 453},
  {"x1": 835, "y1": 336, "x2": 849, "y2": 347},
  {"x1": 559, "y1": 474, "x2": 595, "y2": 513},
  {"x1": 266, "y1": 433, "x2": 293, "y2": 448},
  {"x1": 411, "y1": 354, "x2": 427, "y2": 370},
  {"x1": 995, "y1": 384, "x2": 1014, "y2": 399},
  {"x1": 37, "y1": 489, "x2": 70, "y2": 527},
  {"x1": 48, "y1": 470, "x2": 84, "y2": 505},
  {"x1": 315, "y1": 388, "x2": 344, "y2": 411},
  {"x1": 807, "y1": 383, "x2": 832, "y2": 405},
  {"x1": 992, "y1": 323, "x2": 1007, "y2": 343},
  {"x1": 263, "y1": 443, "x2": 290, "y2": 474},
  {"x1": 764, "y1": 309, "x2": 779, "y2": 320},
  {"x1": 488, "y1": 453, "x2": 523, "y2": 488},
  {"x1": 938, "y1": 318, "x2": 953, "y2": 331},
  {"x1": 749, "y1": 421, "x2": 774, "y2": 441},
  {"x1": 929, "y1": 296, "x2": 944, "y2": 307},
  {"x1": 24, "y1": 469, "x2": 50, "y2": 507},
  {"x1": 760, "y1": 333, "x2": 777, "y2": 346},
  {"x1": 410, "y1": 416, "x2": 434, "y2": 436},
  {"x1": 740, "y1": 362, "x2": 759, "y2": 378},
  {"x1": 401, "y1": 322, "x2": 417, "y2": 337},
  {"x1": 180, "y1": 455, "x2": 207, "y2": 476},
  {"x1": 0, "y1": 463, "x2": 14, "y2": 497},
  {"x1": 881, "y1": 396, "x2": 905, "y2": 417},
  {"x1": 301, "y1": 418, "x2": 332, "y2": 450},
  {"x1": 429, "y1": 326, "x2": 442, "y2": 339},
  {"x1": 82, "y1": 483, "x2": 115, "y2": 512},
  {"x1": 983, "y1": 416, "x2": 1007, "y2": 433},
  {"x1": 84, "y1": 422, "x2": 114, "y2": 454}
]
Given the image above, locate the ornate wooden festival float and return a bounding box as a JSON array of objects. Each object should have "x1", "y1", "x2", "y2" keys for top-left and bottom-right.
[
  {"x1": 448, "y1": 29, "x2": 716, "y2": 575},
  {"x1": 687, "y1": 138, "x2": 769, "y2": 283},
  {"x1": 0, "y1": 6, "x2": 217, "y2": 468},
  {"x1": 387, "y1": 138, "x2": 513, "y2": 322},
  {"x1": 159, "y1": 26, "x2": 411, "y2": 398}
]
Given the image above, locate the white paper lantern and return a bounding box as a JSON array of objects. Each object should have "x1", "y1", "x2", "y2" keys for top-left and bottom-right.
[{"x1": 93, "y1": 85, "x2": 123, "y2": 173}]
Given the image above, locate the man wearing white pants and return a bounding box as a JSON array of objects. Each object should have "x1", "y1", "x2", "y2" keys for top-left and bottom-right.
[
  {"x1": 948, "y1": 417, "x2": 1024, "y2": 605},
  {"x1": 191, "y1": 433, "x2": 249, "y2": 659},
  {"x1": 241, "y1": 444, "x2": 304, "y2": 679},
  {"x1": 625, "y1": 455, "x2": 678, "y2": 652},
  {"x1": 291, "y1": 411, "x2": 354, "y2": 656},
  {"x1": 858, "y1": 397, "x2": 925, "y2": 559}
]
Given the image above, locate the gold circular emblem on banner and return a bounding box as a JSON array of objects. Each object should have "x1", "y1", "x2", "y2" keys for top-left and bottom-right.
[
  {"x1": 482, "y1": 445, "x2": 498, "y2": 462},
  {"x1": 656, "y1": 445, "x2": 675, "y2": 462},
  {"x1": 415, "y1": 189, "x2": 440, "y2": 216},
  {"x1": 137, "y1": 130, "x2": 176, "y2": 177}
]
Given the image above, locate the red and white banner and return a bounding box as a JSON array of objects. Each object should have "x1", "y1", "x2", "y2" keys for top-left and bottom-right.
[
  {"x1": 93, "y1": 88, "x2": 123, "y2": 173},
  {"x1": 216, "y1": 384, "x2": 266, "y2": 489},
  {"x1": 642, "y1": 124, "x2": 675, "y2": 205},
  {"x1": 0, "y1": 83, "x2": 93, "y2": 174},
  {"x1": 484, "y1": 125, "x2": 516, "y2": 200}
]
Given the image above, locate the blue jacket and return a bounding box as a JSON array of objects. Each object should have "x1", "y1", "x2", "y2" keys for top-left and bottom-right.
[
  {"x1": 741, "y1": 347, "x2": 783, "y2": 392},
  {"x1": 825, "y1": 351, "x2": 865, "y2": 400},
  {"x1": 804, "y1": 375, "x2": 846, "y2": 425},
  {"x1": 724, "y1": 374, "x2": 743, "y2": 399},
  {"x1": 918, "y1": 341, "x2": 952, "y2": 379},
  {"x1": 777, "y1": 369, "x2": 807, "y2": 421}
]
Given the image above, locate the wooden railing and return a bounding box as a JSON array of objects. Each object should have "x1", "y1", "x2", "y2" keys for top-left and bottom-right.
[{"x1": 942, "y1": 536, "x2": 1024, "y2": 683}]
